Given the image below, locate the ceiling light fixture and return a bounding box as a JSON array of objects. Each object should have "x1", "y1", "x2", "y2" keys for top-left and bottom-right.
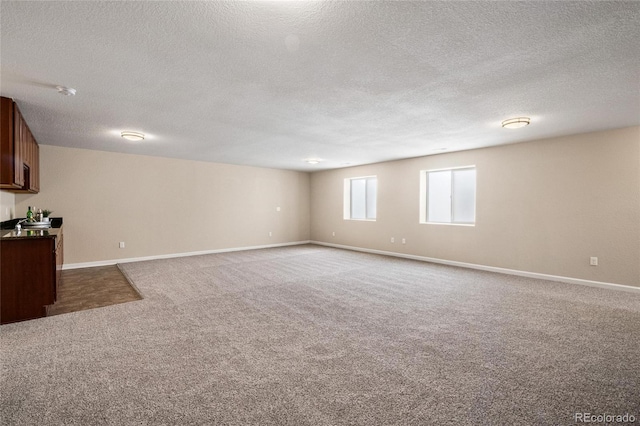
[
  {"x1": 56, "y1": 86, "x2": 76, "y2": 96},
  {"x1": 501, "y1": 117, "x2": 530, "y2": 129},
  {"x1": 305, "y1": 158, "x2": 322, "y2": 164},
  {"x1": 121, "y1": 131, "x2": 145, "y2": 141}
]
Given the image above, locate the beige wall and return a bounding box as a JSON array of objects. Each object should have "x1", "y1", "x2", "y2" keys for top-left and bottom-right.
[
  {"x1": 15, "y1": 145, "x2": 310, "y2": 265},
  {"x1": 310, "y1": 127, "x2": 640, "y2": 287},
  {"x1": 11, "y1": 127, "x2": 640, "y2": 286},
  {"x1": 0, "y1": 190, "x2": 16, "y2": 221}
]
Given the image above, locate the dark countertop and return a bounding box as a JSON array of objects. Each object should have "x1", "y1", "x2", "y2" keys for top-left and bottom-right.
[
  {"x1": 1, "y1": 217, "x2": 63, "y2": 230},
  {"x1": 1, "y1": 217, "x2": 64, "y2": 240},
  {"x1": 2, "y1": 226, "x2": 63, "y2": 240}
]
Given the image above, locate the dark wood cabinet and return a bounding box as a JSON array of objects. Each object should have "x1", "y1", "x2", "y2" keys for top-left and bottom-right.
[
  {"x1": 1, "y1": 96, "x2": 40, "y2": 193},
  {"x1": 33, "y1": 142, "x2": 40, "y2": 192},
  {"x1": 55, "y1": 231, "x2": 63, "y2": 296},
  {"x1": 1, "y1": 227, "x2": 63, "y2": 324},
  {"x1": 1, "y1": 96, "x2": 23, "y2": 188}
]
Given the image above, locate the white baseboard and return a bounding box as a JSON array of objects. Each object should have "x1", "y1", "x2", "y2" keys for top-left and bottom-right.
[
  {"x1": 310, "y1": 241, "x2": 640, "y2": 294},
  {"x1": 62, "y1": 240, "x2": 312, "y2": 270}
]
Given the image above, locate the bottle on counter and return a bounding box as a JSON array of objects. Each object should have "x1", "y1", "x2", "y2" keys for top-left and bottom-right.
[
  {"x1": 27, "y1": 206, "x2": 33, "y2": 220},
  {"x1": 36, "y1": 208, "x2": 43, "y2": 222}
]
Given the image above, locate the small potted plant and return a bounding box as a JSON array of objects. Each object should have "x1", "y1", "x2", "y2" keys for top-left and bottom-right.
[{"x1": 42, "y1": 209, "x2": 53, "y2": 223}]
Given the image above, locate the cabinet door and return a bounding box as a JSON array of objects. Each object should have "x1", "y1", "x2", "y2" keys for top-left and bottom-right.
[
  {"x1": 19, "y1": 110, "x2": 40, "y2": 193},
  {"x1": 55, "y1": 233, "x2": 64, "y2": 300},
  {"x1": 13, "y1": 104, "x2": 25, "y2": 186},
  {"x1": 0, "y1": 98, "x2": 39, "y2": 192},
  {"x1": 1, "y1": 238, "x2": 55, "y2": 324},
  {"x1": 25, "y1": 128, "x2": 36, "y2": 192},
  {"x1": 32, "y1": 141, "x2": 40, "y2": 192},
  {"x1": 0, "y1": 97, "x2": 17, "y2": 187},
  {"x1": 22, "y1": 120, "x2": 31, "y2": 191}
]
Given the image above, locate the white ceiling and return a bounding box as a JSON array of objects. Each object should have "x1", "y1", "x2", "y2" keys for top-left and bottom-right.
[{"x1": 1, "y1": 1, "x2": 639, "y2": 171}]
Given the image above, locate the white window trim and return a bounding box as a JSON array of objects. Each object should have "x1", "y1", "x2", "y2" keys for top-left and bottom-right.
[
  {"x1": 419, "y1": 166, "x2": 476, "y2": 226},
  {"x1": 344, "y1": 175, "x2": 377, "y2": 221}
]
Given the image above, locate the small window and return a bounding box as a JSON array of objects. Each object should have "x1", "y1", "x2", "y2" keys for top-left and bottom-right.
[
  {"x1": 420, "y1": 167, "x2": 476, "y2": 225},
  {"x1": 344, "y1": 176, "x2": 377, "y2": 220}
]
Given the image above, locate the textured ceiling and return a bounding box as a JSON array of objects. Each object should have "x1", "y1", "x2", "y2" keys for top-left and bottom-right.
[{"x1": 1, "y1": 1, "x2": 639, "y2": 171}]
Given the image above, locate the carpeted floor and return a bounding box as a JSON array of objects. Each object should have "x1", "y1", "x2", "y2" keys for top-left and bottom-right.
[{"x1": 1, "y1": 244, "x2": 639, "y2": 425}]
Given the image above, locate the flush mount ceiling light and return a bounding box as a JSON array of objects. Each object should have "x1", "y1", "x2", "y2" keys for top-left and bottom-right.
[
  {"x1": 305, "y1": 158, "x2": 322, "y2": 164},
  {"x1": 121, "y1": 131, "x2": 145, "y2": 141},
  {"x1": 56, "y1": 86, "x2": 76, "y2": 96},
  {"x1": 501, "y1": 117, "x2": 531, "y2": 129}
]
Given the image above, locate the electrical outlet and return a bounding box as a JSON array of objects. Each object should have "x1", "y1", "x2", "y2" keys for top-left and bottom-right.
[
  {"x1": 276, "y1": 207, "x2": 281, "y2": 212},
  {"x1": 332, "y1": 231, "x2": 335, "y2": 237},
  {"x1": 391, "y1": 237, "x2": 395, "y2": 243},
  {"x1": 402, "y1": 238, "x2": 406, "y2": 244},
  {"x1": 119, "y1": 242, "x2": 125, "y2": 249},
  {"x1": 590, "y1": 257, "x2": 598, "y2": 266},
  {"x1": 269, "y1": 231, "x2": 272, "y2": 237}
]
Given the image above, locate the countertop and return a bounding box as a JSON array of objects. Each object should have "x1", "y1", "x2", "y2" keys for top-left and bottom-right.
[
  {"x1": 1, "y1": 217, "x2": 63, "y2": 229},
  {"x1": 2, "y1": 226, "x2": 63, "y2": 240},
  {"x1": 1, "y1": 217, "x2": 64, "y2": 240}
]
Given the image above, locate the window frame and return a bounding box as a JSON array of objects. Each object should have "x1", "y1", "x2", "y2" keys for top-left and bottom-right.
[
  {"x1": 419, "y1": 166, "x2": 476, "y2": 226},
  {"x1": 343, "y1": 175, "x2": 377, "y2": 221}
]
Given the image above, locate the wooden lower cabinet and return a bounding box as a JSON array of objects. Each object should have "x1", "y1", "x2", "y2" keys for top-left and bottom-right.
[
  {"x1": 55, "y1": 232, "x2": 63, "y2": 298},
  {"x1": 1, "y1": 229, "x2": 63, "y2": 324}
]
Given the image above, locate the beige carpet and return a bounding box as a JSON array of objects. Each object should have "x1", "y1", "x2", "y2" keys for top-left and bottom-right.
[{"x1": 1, "y1": 244, "x2": 639, "y2": 425}]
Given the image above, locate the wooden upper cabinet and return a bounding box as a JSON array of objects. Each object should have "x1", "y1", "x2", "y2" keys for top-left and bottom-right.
[
  {"x1": 1, "y1": 96, "x2": 23, "y2": 188},
  {"x1": 1, "y1": 96, "x2": 40, "y2": 193},
  {"x1": 32, "y1": 141, "x2": 40, "y2": 192}
]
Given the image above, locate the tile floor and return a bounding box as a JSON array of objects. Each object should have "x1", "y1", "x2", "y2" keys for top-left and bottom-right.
[{"x1": 47, "y1": 265, "x2": 142, "y2": 316}]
